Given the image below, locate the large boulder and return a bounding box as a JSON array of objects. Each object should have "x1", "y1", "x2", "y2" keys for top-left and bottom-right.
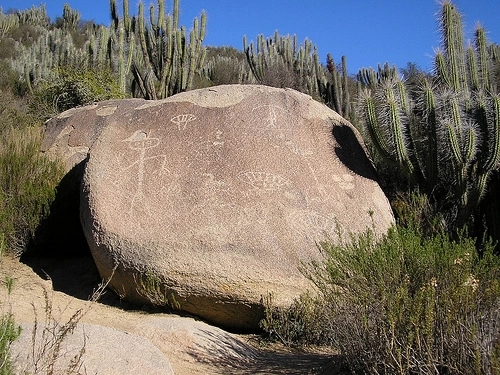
[
  {"x1": 35, "y1": 99, "x2": 147, "y2": 255},
  {"x1": 79, "y1": 85, "x2": 394, "y2": 330}
]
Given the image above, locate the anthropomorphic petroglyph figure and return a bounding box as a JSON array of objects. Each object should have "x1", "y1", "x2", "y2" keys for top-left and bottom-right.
[{"x1": 121, "y1": 130, "x2": 167, "y2": 215}]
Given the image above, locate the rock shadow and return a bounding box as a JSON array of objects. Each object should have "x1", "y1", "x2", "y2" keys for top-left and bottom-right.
[
  {"x1": 187, "y1": 329, "x2": 348, "y2": 374},
  {"x1": 331, "y1": 123, "x2": 378, "y2": 182}
]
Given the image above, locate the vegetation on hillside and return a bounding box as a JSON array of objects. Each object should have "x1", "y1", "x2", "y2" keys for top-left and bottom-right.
[{"x1": 0, "y1": 0, "x2": 499, "y2": 373}]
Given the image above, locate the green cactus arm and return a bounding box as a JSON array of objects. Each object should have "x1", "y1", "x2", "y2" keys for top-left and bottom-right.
[
  {"x1": 157, "y1": 0, "x2": 164, "y2": 34},
  {"x1": 475, "y1": 25, "x2": 491, "y2": 92},
  {"x1": 118, "y1": 25, "x2": 126, "y2": 92},
  {"x1": 359, "y1": 90, "x2": 391, "y2": 160},
  {"x1": 441, "y1": 1, "x2": 467, "y2": 92},
  {"x1": 341, "y1": 55, "x2": 351, "y2": 119},
  {"x1": 137, "y1": 2, "x2": 153, "y2": 72},
  {"x1": 384, "y1": 86, "x2": 414, "y2": 176},
  {"x1": 466, "y1": 44, "x2": 479, "y2": 91},
  {"x1": 173, "y1": 0, "x2": 179, "y2": 29},
  {"x1": 445, "y1": 122, "x2": 464, "y2": 166},
  {"x1": 434, "y1": 50, "x2": 451, "y2": 87},
  {"x1": 421, "y1": 80, "x2": 439, "y2": 188},
  {"x1": 110, "y1": 0, "x2": 118, "y2": 28},
  {"x1": 482, "y1": 95, "x2": 500, "y2": 173}
]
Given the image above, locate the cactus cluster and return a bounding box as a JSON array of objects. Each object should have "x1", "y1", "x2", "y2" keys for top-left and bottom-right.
[
  {"x1": 132, "y1": 0, "x2": 207, "y2": 99},
  {"x1": 244, "y1": 31, "x2": 355, "y2": 120},
  {"x1": 6, "y1": 0, "x2": 207, "y2": 100},
  {"x1": 358, "y1": 0, "x2": 500, "y2": 230},
  {"x1": 16, "y1": 4, "x2": 50, "y2": 27},
  {"x1": 61, "y1": 3, "x2": 81, "y2": 31},
  {"x1": 0, "y1": 9, "x2": 19, "y2": 38},
  {"x1": 318, "y1": 54, "x2": 354, "y2": 119},
  {"x1": 244, "y1": 31, "x2": 320, "y2": 95},
  {"x1": 12, "y1": 28, "x2": 85, "y2": 93}
]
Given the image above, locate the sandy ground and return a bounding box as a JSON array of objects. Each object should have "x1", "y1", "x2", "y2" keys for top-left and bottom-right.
[{"x1": 0, "y1": 253, "x2": 346, "y2": 374}]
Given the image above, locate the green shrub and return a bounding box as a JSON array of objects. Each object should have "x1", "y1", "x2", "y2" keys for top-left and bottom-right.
[
  {"x1": 263, "y1": 226, "x2": 500, "y2": 374},
  {"x1": 30, "y1": 65, "x2": 125, "y2": 120},
  {"x1": 260, "y1": 292, "x2": 334, "y2": 347},
  {"x1": 0, "y1": 124, "x2": 64, "y2": 256}
]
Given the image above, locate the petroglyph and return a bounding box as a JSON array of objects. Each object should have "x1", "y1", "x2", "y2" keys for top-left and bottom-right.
[
  {"x1": 284, "y1": 140, "x2": 314, "y2": 157},
  {"x1": 332, "y1": 174, "x2": 355, "y2": 190},
  {"x1": 170, "y1": 113, "x2": 196, "y2": 131},
  {"x1": 252, "y1": 105, "x2": 286, "y2": 129},
  {"x1": 213, "y1": 129, "x2": 224, "y2": 146},
  {"x1": 96, "y1": 105, "x2": 118, "y2": 116},
  {"x1": 237, "y1": 171, "x2": 293, "y2": 192},
  {"x1": 289, "y1": 210, "x2": 339, "y2": 238},
  {"x1": 120, "y1": 130, "x2": 168, "y2": 216}
]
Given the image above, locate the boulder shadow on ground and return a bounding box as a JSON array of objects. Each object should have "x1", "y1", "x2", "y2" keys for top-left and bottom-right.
[{"x1": 186, "y1": 328, "x2": 348, "y2": 374}]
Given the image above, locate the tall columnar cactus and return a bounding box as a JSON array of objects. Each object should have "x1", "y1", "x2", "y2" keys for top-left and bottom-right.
[
  {"x1": 13, "y1": 28, "x2": 83, "y2": 92},
  {"x1": 357, "y1": 0, "x2": 500, "y2": 230},
  {"x1": 133, "y1": 0, "x2": 206, "y2": 99},
  {"x1": 16, "y1": 4, "x2": 49, "y2": 27},
  {"x1": 318, "y1": 54, "x2": 354, "y2": 120},
  {"x1": 62, "y1": 3, "x2": 80, "y2": 31},
  {"x1": 244, "y1": 31, "x2": 321, "y2": 95},
  {"x1": 0, "y1": 9, "x2": 19, "y2": 38},
  {"x1": 109, "y1": 0, "x2": 136, "y2": 94}
]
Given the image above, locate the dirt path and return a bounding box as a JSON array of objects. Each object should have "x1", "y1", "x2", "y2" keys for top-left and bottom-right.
[{"x1": 1, "y1": 254, "x2": 346, "y2": 374}]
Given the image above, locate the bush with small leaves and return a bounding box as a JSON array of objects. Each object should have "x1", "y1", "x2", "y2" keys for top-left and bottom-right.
[{"x1": 288, "y1": 225, "x2": 500, "y2": 374}]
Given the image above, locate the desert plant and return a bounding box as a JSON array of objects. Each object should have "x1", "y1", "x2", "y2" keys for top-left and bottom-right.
[
  {"x1": 260, "y1": 292, "x2": 333, "y2": 347},
  {"x1": 0, "y1": 9, "x2": 19, "y2": 39},
  {"x1": 132, "y1": 0, "x2": 207, "y2": 99},
  {"x1": 134, "y1": 269, "x2": 180, "y2": 310},
  {"x1": 109, "y1": 0, "x2": 137, "y2": 94},
  {"x1": 244, "y1": 31, "x2": 321, "y2": 95},
  {"x1": 0, "y1": 235, "x2": 21, "y2": 375},
  {"x1": 201, "y1": 52, "x2": 252, "y2": 86},
  {"x1": 290, "y1": 225, "x2": 500, "y2": 374},
  {"x1": 0, "y1": 105, "x2": 64, "y2": 255},
  {"x1": 16, "y1": 5, "x2": 49, "y2": 28},
  {"x1": 30, "y1": 65, "x2": 125, "y2": 119},
  {"x1": 317, "y1": 54, "x2": 355, "y2": 121},
  {"x1": 18, "y1": 270, "x2": 112, "y2": 375},
  {"x1": 357, "y1": 1, "x2": 500, "y2": 233}
]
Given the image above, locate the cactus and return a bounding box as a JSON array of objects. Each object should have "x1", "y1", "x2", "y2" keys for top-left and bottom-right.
[
  {"x1": 318, "y1": 54, "x2": 354, "y2": 120},
  {"x1": 0, "y1": 9, "x2": 19, "y2": 38},
  {"x1": 244, "y1": 32, "x2": 321, "y2": 95},
  {"x1": 62, "y1": 3, "x2": 80, "y2": 31},
  {"x1": 12, "y1": 28, "x2": 83, "y2": 92},
  {"x1": 16, "y1": 4, "x2": 49, "y2": 27},
  {"x1": 109, "y1": 0, "x2": 135, "y2": 94},
  {"x1": 134, "y1": 0, "x2": 206, "y2": 99},
  {"x1": 357, "y1": 0, "x2": 500, "y2": 230}
]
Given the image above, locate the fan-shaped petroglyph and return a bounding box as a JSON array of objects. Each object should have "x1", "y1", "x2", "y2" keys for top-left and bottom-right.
[
  {"x1": 237, "y1": 171, "x2": 293, "y2": 192},
  {"x1": 170, "y1": 113, "x2": 196, "y2": 131},
  {"x1": 120, "y1": 130, "x2": 168, "y2": 216}
]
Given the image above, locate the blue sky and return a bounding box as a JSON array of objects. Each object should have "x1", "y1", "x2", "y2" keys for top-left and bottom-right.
[{"x1": 2, "y1": 1, "x2": 499, "y2": 75}]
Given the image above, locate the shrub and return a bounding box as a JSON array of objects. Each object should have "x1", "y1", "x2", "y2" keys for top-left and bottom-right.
[
  {"x1": 263, "y1": 226, "x2": 500, "y2": 374},
  {"x1": 0, "y1": 236, "x2": 21, "y2": 375},
  {"x1": 30, "y1": 65, "x2": 125, "y2": 120},
  {"x1": 0, "y1": 122, "x2": 64, "y2": 255}
]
